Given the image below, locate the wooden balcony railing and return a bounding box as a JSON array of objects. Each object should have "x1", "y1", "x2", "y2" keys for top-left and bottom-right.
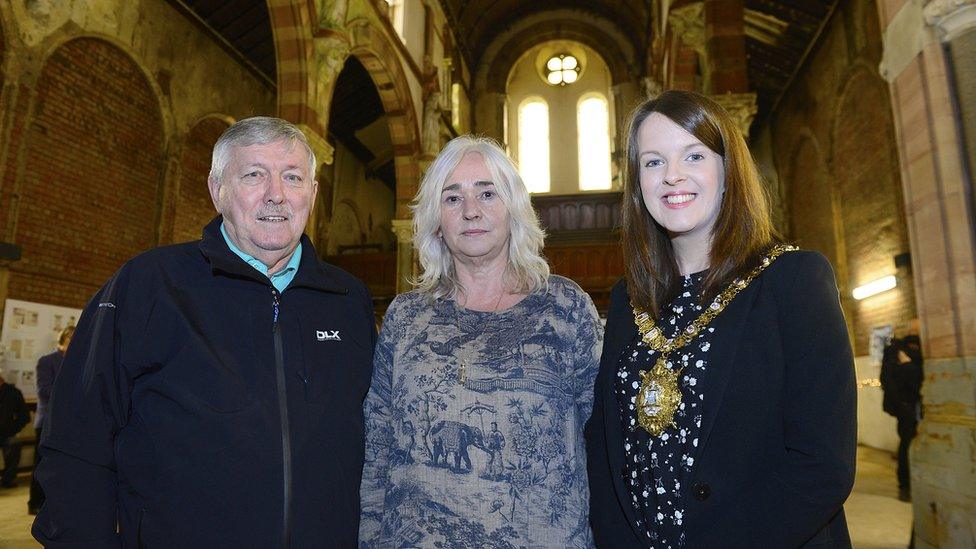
[
  {"x1": 326, "y1": 192, "x2": 626, "y2": 316},
  {"x1": 532, "y1": 191, "x2": 622, "y2": 244}
]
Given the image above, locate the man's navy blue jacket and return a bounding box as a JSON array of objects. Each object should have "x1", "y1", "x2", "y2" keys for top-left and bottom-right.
[{"x1": 33, "y1": 217, "x2": 376, "y2": 548}]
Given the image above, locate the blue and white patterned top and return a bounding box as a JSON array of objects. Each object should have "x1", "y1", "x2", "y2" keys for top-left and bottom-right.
[{"x1": 359, "y1": 276, "x2": 603, "y2": 548}]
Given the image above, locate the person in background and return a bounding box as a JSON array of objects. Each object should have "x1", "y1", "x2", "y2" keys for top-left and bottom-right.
[
  {"x1": 881, "y1": 333, "x2": 924, "y2": 502},
  {"x1": 0, "y1": 366, "x2": 31, "y2": 488},
  {"x1": 28, "y1": 325, "x2": 74, "y2": 514}
]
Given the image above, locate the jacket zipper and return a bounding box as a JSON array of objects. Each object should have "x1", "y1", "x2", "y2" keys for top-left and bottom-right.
[{"x1": 272, "y1": 289, "x2": 292, "y2": 548}]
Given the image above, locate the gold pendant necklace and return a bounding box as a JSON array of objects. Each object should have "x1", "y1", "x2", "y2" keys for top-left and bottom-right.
[
  {"x1": 632, "y1": 244, "x2": 798, "y2": 436},
  {"x1": 454, "y1": 290, "x2": 505, "y2": 383}
]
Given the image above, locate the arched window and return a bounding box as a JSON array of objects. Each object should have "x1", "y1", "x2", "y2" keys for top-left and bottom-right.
[
  {"x1": 577, "y1": 93, "x2": 612, "y2": 191},
  {"x1": 385, "y1": 0, "x2": 405, "y2": 36},
  {"x1": 518, "y1": 97, "x2": 550, "y2": 193}
]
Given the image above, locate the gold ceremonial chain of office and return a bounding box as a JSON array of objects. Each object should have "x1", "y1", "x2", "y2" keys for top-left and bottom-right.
[{"x1": 631, "y1": 244, "x2": 798, "y2": 436}]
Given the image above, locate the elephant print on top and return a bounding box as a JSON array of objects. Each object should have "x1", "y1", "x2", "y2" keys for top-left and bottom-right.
[{"x1": 359, "y1": 276, "x2": 602, "y2": 548}]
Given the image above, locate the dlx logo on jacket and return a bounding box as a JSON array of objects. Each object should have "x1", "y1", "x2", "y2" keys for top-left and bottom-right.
[{"x1": 316, "y1": 330, "x2": 341, "y2": 341}]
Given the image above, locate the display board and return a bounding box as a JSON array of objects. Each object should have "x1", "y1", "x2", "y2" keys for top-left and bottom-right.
[{"x1": 0, "y1": 299, "x2": 82, "y2": 400}]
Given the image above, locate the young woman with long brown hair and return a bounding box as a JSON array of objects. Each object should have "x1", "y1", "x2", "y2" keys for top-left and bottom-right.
[{"x1": 585, "y1": 90, "x2": 856, "y2": 548}]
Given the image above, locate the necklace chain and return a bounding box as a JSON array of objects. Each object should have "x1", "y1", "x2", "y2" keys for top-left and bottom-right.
[
  {"x1": 631, "y1": 244, "x2": 798, "y2": 436},
  {"x1": 633, "y1": 244, "x2": 798, "y2": 353},
  {"x1": 454, "y1": 289, "x2": 506, "y2": 383}
]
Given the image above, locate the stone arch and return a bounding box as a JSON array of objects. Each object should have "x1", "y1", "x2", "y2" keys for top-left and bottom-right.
[
  {"x1": 170, "y1": 115, "x2": 234, "y2": 244},
  {"x1": 346, "y1": 19, "x2": 421, "y2": 218},
  {"x1": 8, "y1": 37, "x2": 165, "y2": 307},
  {"x1": 831, "y1": 63, "x2": 915, "y2": 353},
  {"x1": 786, "y1": 135, "x2": 840, "y2": 268},
  {"x1": 267, "y1": 0, "x2": 320, "y2": 133},
  {"x1": 481, "y1": 16, "x2": 633, "y2": 93}
]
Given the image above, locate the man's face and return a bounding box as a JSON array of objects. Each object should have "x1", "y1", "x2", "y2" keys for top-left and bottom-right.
[{"x1": 209, "y1": 140, "x2": 317, "y2": 271}]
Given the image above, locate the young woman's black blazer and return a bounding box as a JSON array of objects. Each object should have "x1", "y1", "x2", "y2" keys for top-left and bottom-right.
[{"x1": 585, "y1": 251, "x2": 857, "y2": 548}]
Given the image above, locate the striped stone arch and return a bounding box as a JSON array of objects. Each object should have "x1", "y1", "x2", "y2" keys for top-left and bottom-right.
[
  {"x1": 346, "y1": 18, "x2": 421, "y2": 218},
  {"x1": 267, "y1": 0, "x2": 323, "y2": 135}
]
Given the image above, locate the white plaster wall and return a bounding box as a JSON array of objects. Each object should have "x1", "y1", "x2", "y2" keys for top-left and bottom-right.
[{"x1": 854, "y1": 354, "x2": 899, "y2": 452}]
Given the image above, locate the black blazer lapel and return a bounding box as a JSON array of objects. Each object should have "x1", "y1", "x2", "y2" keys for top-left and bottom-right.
[
  {"x1": 692, "y1": 278, "x2": 763, "y2": 459},
  {"x1": 602, "y1": 309, "x2": 645, "y2": 542}
]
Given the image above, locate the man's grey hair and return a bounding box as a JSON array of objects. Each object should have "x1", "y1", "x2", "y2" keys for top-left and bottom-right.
[
  {"x1": 209, "y1": 117, "x2": 317, "y2": 182},
  {"x1": 411, "y1": 135, "x2": 550, "y2": 299}
]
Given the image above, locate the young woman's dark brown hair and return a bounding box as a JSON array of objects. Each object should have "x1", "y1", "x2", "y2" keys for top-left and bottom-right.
[{"x1": 621, "y1": 90, "x2": 780, "y2": 318}]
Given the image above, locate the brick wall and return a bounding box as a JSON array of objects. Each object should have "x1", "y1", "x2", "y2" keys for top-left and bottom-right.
[
  {"x1": 770, "y1": 0, "x2": 916, "y2": 355},
  {"x1": 172, "y1": 117, "x2": 228, "y2": 243},
  {"x1": 789, "y1": 138, "x2": 840, "y2": 269},
  {"x1": 833, "y1": 72, "x2": 915, "y2": 352},
  {"x1": 8, "y1": 38, "x2": 164, "y2": 309}
]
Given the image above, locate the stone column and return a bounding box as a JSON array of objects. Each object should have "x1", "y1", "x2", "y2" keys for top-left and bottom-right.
[
  {"x1": 390, "y1": 218, "x2": 415, "y2": 294},
  {"x1": 298, "y1": 123, "x2": 335, "y2": 250},
  {"x1": 704, "y1": 0, "x2": 749, "y2": 93},
  {"x1": 711, "y1": 92, "x2": 757, "y2": 139},
  {"x1": 926, "y1": 0, "x2": 976, "y2": 204},
  {"x1": 668, "y1": 3, "x2": 705, "y2": 91},
  {"x1": 878, "y1": 0, "x2": 976, "y2": 546}
]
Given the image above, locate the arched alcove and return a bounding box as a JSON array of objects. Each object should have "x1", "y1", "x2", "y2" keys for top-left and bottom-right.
[
  {"x1": 10, "y1": 37, "x2": 164, "y2": 308},
  {"x1": 172, "y1": 116, "x2": 232, "y2": 243},
  {"x1": 832, "y1": 67, "x2": 915, "y2": 353},
  {"x1": 324, "y1": 56, "x2": 396, "y2": 257},
  {"x1": 788, "y1": 136, "x2": 840, "y2": 268}
]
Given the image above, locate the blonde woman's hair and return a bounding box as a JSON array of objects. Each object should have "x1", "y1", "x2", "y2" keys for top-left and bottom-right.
[{"x1": 411, "y1": 135, "x2": 549, "y2": 298}]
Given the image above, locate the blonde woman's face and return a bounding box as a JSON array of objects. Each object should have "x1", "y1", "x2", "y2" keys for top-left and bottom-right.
[{"x1": 438, "y1": 152, "x2": 512, "y2": 266}]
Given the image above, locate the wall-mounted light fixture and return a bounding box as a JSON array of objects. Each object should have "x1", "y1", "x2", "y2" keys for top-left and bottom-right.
[{"x1": 852, "y1": 275, "x2": 897, "y2": 300}]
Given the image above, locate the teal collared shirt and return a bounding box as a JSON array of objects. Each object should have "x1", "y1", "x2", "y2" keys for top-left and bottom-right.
[{"x1": 220, "y1": 223, "x2": 301, "y2": 292}]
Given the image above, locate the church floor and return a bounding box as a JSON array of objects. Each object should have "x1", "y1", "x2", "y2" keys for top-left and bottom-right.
[{"x1": 0, "y1": 445, "x2": 912, "y2": 548}]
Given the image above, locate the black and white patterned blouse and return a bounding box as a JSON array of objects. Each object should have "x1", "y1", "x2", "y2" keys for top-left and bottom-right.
[{"x1": 615, "y1": 272, "x2": 715, "y2": 547}]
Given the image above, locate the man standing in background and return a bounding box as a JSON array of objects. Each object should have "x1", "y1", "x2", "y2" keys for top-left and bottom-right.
[
  {"x1": 0, "y1": 366, "x2": 30, "y2": 488},
  {"x1": 28, "y1": 325, "x2": 74, "y2": 515},
  {"x1": 881, "y1": 334, "x2": 924, "y2": 502}
]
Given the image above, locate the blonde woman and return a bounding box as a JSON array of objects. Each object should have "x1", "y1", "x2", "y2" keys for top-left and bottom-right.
[{"x1": 360, "y1": 136, "x2": 602, "y2": 548}]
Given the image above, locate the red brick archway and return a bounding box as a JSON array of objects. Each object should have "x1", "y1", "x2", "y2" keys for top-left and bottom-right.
[{"x1": 267, "y1": 0, "x2": 321, "y2": 134}]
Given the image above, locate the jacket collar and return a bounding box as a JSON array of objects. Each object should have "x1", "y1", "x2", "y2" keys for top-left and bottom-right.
[{"x1": 198, "y1": 216, "x2": 348, "y2": 294}]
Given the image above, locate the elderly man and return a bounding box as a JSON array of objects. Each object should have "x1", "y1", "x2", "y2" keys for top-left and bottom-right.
[{"x1": 33, "y1": 117, "x2": 376, "y2": 547}]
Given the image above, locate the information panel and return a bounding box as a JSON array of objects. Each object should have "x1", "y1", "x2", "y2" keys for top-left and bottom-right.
[{"x1": 0, "y1": 299, "x2": 82, "y2": 400}]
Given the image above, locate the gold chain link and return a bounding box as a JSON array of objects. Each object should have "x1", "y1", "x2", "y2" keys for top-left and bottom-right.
[{"x1": 632, "y1": 244, "x2": 798, "y2": 354}]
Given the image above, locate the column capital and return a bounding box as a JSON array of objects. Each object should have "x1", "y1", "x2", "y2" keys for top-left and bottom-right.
[
  {"x1": 710, "y1": 92, "x2": 757, "y2": 138},
  {"x1": 668, "y1": 3, "x2": 706, "y2": 51},
  {"x1": 390, "y1": 218, "x2": 414, "y2": 244},
  {"x1": 296, "y1": 123, "x2": 334, "y2": 166},
  {"x1": 924, "y1": 0, "x2": 976, "y2": 40},
  {"x1": 315, "y1": 0, "x2": 349, "y2": 32}
]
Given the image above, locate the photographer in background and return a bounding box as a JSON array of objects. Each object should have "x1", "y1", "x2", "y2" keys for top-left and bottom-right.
[{"x1": 880, "y1": 334, "x2": 924, "y2": 502}]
